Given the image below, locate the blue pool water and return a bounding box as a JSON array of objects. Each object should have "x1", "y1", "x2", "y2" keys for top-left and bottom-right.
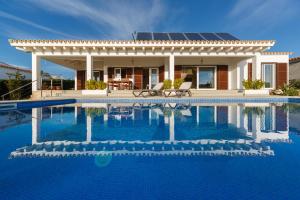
[{"x1": 1, "y1": 102, "x2": 300, "y2": 200}]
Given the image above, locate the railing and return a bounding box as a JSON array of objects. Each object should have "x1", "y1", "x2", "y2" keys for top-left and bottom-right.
[{"x1": 1, "y1": 80, "x2": 38, "y2": 101}]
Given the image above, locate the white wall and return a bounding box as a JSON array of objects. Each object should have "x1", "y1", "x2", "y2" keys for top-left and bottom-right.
[{"x1": 235, "y1": 54, "x2": 289, "y2": 89}]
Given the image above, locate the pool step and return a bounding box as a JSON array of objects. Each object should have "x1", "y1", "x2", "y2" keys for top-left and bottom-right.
[{"x1": 0, "y1": 103, "x2": 17, "y2": 111}]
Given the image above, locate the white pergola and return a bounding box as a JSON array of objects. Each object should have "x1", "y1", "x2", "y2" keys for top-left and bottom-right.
[{"x1": 9, "y1": 39, "x2": 277, "y2": 91}]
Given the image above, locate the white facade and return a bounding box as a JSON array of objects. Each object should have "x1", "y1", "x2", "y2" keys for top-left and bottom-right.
[{"x1": 8, "y1": 39, "x2": 291, "y2": 92}]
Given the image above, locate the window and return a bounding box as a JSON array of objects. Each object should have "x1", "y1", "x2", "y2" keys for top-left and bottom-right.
[
  {"x1": 198, "y1": 67, "x2": 215, "y2": 89},
  {"x1": 262, "y1": 64, "x2": 275, "y2": 88}
]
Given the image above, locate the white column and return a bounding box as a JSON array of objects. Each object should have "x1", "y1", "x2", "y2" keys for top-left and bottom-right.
[
  {"x1": 252, "y1": 53, "x2": 262, "y2": 80},
  {"x1": 86, "y1": 115, "x2": 92, "y2": 142},
  {"x1": 164, "y1": 57, "x2": 169, "y2": 79},
  {"x1": 74, "y1": 70, "x2": 78, "y2": 90},
  {"x1": 86, "y1": 54, "x2": 93, "y2": 80},
  {"x1": 32, "y1": 54, "x2": 41, "y2": 91},
  {"x1": 32, "y1": 108, "x2": 41, "y2": 144},
  {"x1": 228, "y1": 65, "x2": 232, "y2": 90},
  {"x1": 169, "y1": 55, "x2": 175, "y2": 81},
  {"x1": 103, "y1": 65, "x2": 108, "y2": 82},
  {"x1": 237, "y1": 64, "x2": 243, "y2": 90}
]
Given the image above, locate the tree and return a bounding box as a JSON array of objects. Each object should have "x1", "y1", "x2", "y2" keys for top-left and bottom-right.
[{"x1": 5, "y1": 71, "x2": 25, "y2": 100}]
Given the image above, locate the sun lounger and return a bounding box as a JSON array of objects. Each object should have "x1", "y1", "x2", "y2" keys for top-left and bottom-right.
[
  {"x1": 163, "y1": 82, "x2": 192, "y2": 97},
  {"x1": 132, "y1": 82, "x2": 164, "y2": 97}
]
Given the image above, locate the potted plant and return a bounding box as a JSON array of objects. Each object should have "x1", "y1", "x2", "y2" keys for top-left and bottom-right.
[
  {"x1": 242, "y1": 79, "x2": 269, "y2": 95},
  {"x1": 163, "y1": 79, "x2": 172, "y2": 89},
  {"x1": 82, "y1": 80, "x2": 107, "y2": 95},
  {"x1": 173, "y1": 78, "x2": 184, "y2": 89}
]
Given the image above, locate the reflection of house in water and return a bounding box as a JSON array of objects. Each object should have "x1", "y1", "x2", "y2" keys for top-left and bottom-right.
[
  {"x1": 0, "y1": 110, "x2": 32, "y2": 131},
  {"x1": 10, "y1": 103, "x2": 290, "y2": 158}
]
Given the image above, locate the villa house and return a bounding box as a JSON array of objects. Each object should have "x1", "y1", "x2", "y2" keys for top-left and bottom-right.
[
  {"x1": 9, "y1": 32, "x2": 291, "y2": 95},
  {"x1": 0, "y1": 62, "x2": 31, "y2": 80}
]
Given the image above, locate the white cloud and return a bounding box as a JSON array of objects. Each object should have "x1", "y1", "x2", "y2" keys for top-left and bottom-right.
[
  {"x1": 0, "y1": 10, "x2": 77, "y2": 38},
  {"x1": 227, "y1": 0, "x2": 299, "y2": 33},
  {"x1": 28, "y1": 0, "x2": 166, "y2": 39}
]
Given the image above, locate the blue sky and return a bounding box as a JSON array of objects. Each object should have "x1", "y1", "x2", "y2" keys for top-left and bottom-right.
[{"x1": 0, "y1": 0, "x2": 300, "y2": 79}]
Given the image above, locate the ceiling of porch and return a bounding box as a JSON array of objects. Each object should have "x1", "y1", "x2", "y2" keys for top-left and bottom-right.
[{"x1": 43, "y1": 56, "x2": 252, "y2": 71}]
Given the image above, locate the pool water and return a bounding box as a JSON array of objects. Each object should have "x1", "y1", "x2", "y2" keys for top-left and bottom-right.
[{"x1": 1, "y1": 102, "x2": 300, "y2": 200}]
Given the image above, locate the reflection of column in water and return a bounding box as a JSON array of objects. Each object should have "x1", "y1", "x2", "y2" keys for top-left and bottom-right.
[
  {"x1": 149, "y1": 109, "x2": 151, "y2": 126},
  {"x1": 169, "y1": 112, "x2": 175, "y2": 142},
  {"x1": 196, "y1": 106, "x2": 199, "y2": 125},
  {"x1": 252, "y1": 113, "x2": 261, "y2": 140},
  {"x1": 236, "y1": 105, "x2": 243, "y2": 128},
  {"x1": 50, "y1": 107, "x2": 53, "y2": 118},
  {"x1": 74, "y1": 106, "x2": 78, "y2": 123},
  {"x1": 86, "y1": 115, "x2": 92, "y2": 143},
  {"x1": 272, "y1": 106, "x2": 276, "y2": 131},
  {"x1": 32, "y1": 108, "x2": 41, "y2": 144},
  {"x1": 164, "y1": 115, "x2": 169, "y2": 125},
  {"x1": 104, "y1": 113, "x2": 108, "y2": 127}
]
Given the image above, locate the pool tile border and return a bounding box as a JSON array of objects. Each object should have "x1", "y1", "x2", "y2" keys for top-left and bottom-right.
[
  {"x1": 76, "y1": 97, "x2": 299, "y2": 104},
  {"x1": 1, "y1": 97, "x2": 300, "y2": 111}
]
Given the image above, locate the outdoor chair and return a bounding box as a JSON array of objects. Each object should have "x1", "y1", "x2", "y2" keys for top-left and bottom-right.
[
  {"x1": 132, "y1": 82, "x2": 164, "y2": 97},
  {"x1": 163, "y1": 82, "x2": 192, "y2": 97}
]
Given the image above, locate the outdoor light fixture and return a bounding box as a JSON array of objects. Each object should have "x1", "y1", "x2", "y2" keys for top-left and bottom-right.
[{"x1": 200, "y1": 58, "x2": 204, "y2": 64}]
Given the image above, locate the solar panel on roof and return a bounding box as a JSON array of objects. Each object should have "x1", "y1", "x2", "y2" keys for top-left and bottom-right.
[
  {"x1": 136, "y1": 32, "x2": 152, "y2": 40},
  {"x1": 153, "y1": 33, "x2": 170, "y2": 40},
  {"x1": 134, "y1": 32, "x2": 239, "y2": 41},
  {"x1": 169, "y1": 33, "x2": 186, "y2": 40},
  {"x1": 216, "y1": 33, "x2": 239, "y2": 40},
  {"x1": 201, "y1": 33, "x2": 222, "y2": 40},
  {"x1": 185, "y1": 33, "x2": 205, "y2": 40}
]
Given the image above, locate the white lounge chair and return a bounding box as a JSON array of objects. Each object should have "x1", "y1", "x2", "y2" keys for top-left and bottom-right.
[
  {"x1": 163, "y1": 82, "x2": 192, "y2": 97},
  {"x1": 132, "y1": 82, "x2": 164, "y2": 97}
]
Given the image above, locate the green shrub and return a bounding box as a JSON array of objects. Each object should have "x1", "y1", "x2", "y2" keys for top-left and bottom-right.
[
  {"x1": 86, "y1": 80, "x2": 107, "y2": 90},
  {"x1": 5, "y1": 71, "x2": 25, "y2": 100},
  {"x1": 173, "y1": 78, "x2": 184, "y2": 89},
  {"x1": 163, "y1": 79, "x2": 172, "y2": 89},
  {"x1": 86, "y1": 107, "x2": 107, "y2": 117},
  {"x1": 243, "y1": 107, "x2": 264, "y2": 116},
  {"x1": 242, "y1": 79, "x2": 264, "y2": 89},
  {"x1": 96, "y1": 81, "x2": 107, "y2": 90},
  {"x1": 282, "y1": 84, "x2": 299, "y2": 96}
]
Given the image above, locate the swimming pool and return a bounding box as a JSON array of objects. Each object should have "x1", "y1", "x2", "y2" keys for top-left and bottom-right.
[{"x1": 1, "y1": 101, "x2": 300, "y2": 200}]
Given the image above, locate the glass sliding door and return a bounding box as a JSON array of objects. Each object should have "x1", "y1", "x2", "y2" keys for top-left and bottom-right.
[
  {"x1": 149, "y1": 68, "x2": 158, "y2": 89},
  {"x1": 198, "y1": 67, "x2": 215, "y2": 89},
  {"x1": 262, "y1": 64, "x2": 274, "y2": 88}
]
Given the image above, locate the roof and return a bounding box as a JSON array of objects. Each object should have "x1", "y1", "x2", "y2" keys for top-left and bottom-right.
[
  {"x1": 134, "y1": 32, "x2": 239, "y2": 41},
  {"x1": 262, "y1": 52, "x2": 293, "y2": 55},
  {"x1": 290, "y1": 56, "x2": 300, "y2": 64},
  {"x1": 0, "y1": 62, "x2": 31, "y2": 73}
]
